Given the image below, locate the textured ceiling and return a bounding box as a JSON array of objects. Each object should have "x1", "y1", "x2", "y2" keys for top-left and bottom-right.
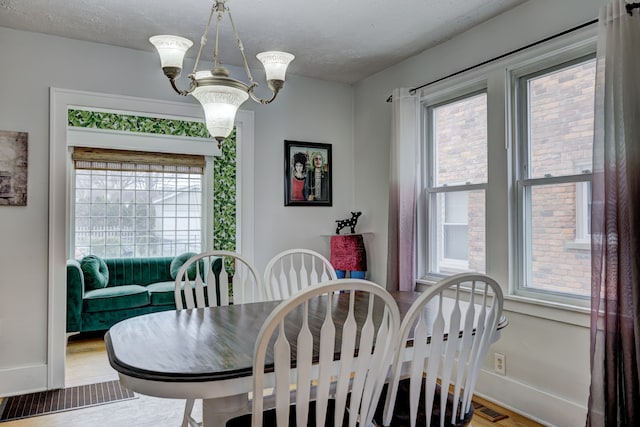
[{"x1": 0, "y1": 0, "x2": 527, "y2": 83}]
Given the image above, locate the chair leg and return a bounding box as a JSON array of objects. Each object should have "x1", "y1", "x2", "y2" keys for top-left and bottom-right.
[{"x1": 181, "y1": 398, "x2": 200, "y2": 427}]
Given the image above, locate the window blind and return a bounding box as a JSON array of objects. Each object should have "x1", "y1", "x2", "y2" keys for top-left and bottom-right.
[{"x1": 72, "y1": 147, "x2": 205, "y2": 174}]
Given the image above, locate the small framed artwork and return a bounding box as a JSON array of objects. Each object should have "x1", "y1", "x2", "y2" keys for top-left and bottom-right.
[
  {"x1": 0, "y1": 130, "x2": 28, "y2": 206},
  {"x1": 284, "y1": 140, "x2": 332, "y2": 206}
]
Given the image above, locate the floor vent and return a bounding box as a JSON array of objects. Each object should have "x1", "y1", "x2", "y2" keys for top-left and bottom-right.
[
  {"x1": 473, "y1": 400, "x2": 509, "y2": 422},
  {"x1": 0, "y1": 380, "x2": 136, "y2": 422}
]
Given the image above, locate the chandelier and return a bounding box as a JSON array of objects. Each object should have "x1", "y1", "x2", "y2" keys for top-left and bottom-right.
[{"x1": 150, "y1": 0, "x2": 294, "y2": 145}]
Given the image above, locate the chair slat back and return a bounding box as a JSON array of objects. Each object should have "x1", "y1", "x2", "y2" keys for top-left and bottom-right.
[
  {"x1": 252, "y1": 279, "x2": 401, "y2": 427},
  {"x1": 174, "y1": 251, "x2": 263, "y2": 309},
  {"x1": 264, "y1": 249, "x2": 338, "y2": 300},
  {"x1": 382, "y1": 273, "x2": 504, "y2": 427}
]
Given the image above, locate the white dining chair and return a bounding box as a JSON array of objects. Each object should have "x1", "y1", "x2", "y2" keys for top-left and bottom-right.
[
  {"x1": 226, "y1": 279, "x2": 401, "y2": 427},
  {"x1": 263, "y1": 248, "x2": 338, "y2": 301},
  {"x1": 175, "y1": 250, "x2": 264, "y2": 310},
  {"x1": 174, "y1": 250, "x2": 263, "y2": 427},
  {"x1": 380, "y1": 273, "x2": 504, "y2": 427}
]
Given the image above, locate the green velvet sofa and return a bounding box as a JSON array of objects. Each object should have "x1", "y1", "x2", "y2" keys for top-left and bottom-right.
[{"x1": 66, "y1": 256, "x2": 220, "y2": 333}]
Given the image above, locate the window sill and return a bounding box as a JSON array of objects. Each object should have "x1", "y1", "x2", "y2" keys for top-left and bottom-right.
[
  {"x1": 415, "y1": 279, "x2": 590, "y2": 328},
  {"x1": 502, "y1": 294, "x2": 589, "y2": 327},
  {"x1": 565, "y1": 240, "x2": 590, "y2": 251}
]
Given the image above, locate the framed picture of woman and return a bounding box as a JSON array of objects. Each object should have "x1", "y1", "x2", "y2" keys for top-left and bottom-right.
[{"x1": 284, "y1": 140, "x2": 332, "y2": 206}]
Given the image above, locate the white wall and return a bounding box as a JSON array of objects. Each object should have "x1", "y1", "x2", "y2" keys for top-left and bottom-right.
[
  {"x1": 0, "y1": 26, "x2": 354, "y2": 394},
  {"x1": 353, "y1": 0, "x2": 604, "y2": 426},
  {"x1": 250, "y1": 73, "x2": 356, "y2": 268}
]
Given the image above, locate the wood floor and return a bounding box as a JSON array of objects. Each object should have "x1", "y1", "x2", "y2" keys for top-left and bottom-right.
[{"x1": 0, "y1": 334, "x2": 544, "y2": 426}]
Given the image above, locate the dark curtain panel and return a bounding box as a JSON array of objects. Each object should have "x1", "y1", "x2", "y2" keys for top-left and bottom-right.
[{"x1": 587, "y1": 1, "x2": 640, "y2": 426}]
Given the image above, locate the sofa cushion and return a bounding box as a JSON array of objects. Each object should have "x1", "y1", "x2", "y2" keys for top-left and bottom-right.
[
  {"x1": 104, "y1": 257, "x2": 174, "y2": 286},
  {"x1": 83, "y1": 285, "x2": 149, "y2": 313},
  {"x1": 147, "y1": 281, "x2": 179, "y2": 306},
  {"x1": 170, "y1": 252, "x2": 203, "y2": 280},
  {"x1": 147, "y1": 281, "x2": 209, "y2": 306},
  {"x1": 81, "y1": 255, "x2": 109, "y2": 290}
]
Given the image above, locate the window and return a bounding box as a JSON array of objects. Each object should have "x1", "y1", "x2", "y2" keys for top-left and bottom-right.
[
  {"x1": 72, "y1": 148, "x2": 205, "y2": 258},
  {"x1": 425, "y1": 91, "x2": 487, "y2": 276},
  {"x1": 413, "y1": 28, "x2": 597, "y2": 310},
  {"x1": 515, "y1": 55, "x2": 595, "y2": 299}
]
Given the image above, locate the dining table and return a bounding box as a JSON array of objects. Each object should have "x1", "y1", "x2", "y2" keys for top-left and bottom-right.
[{"x1": 105, "y1": 290, "x2": 508, "y2": 426}]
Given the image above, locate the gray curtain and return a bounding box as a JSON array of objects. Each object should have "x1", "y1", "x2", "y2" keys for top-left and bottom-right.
[
  {"x1": 387, "y1": 88, "x2": 420, "y2": 291},
  {"x1": 587, "y1": 1, "x2": 640, "y2": 425}
]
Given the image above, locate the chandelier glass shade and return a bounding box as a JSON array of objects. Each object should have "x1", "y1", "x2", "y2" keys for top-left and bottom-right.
[{"x1": 149, "y1": 0, "x2": 294, "y2": 144}]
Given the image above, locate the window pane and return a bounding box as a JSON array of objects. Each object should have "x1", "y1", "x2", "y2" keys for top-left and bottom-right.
[
  {"x1": 525, "y1": 183, "x2": 590, "y2": 296},
  {"x1": 431, "y1": 189, "x2": 485, "y2": 274},
  {"x1": 74, "y1": 168, "x2": 202, "y2": 259},
  {"x1": 444, "y1": 192, "x2": 467, "y2": 223},
  {"x1": 444, "y1": 225, "x2": 468, "y2": 260},
  {"x1": 528, "y1": 59, "x2": 596, "y2": 178},
  {"x1": 433, "y1": 93, "x2": 487, "y2": 186}
]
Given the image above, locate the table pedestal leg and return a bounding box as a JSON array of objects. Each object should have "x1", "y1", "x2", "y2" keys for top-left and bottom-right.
[{"x1": 202, "y1": 394, "x2": 247, "y2": 426}]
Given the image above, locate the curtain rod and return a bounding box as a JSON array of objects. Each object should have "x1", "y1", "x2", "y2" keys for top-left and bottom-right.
[{"x1": 385, "y1": 18, "x2": 598, "y2": 103}]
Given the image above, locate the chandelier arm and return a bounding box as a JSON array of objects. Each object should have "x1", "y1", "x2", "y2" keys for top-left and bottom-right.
[
  {"x1": 192, "y1": 3, "x2": 218, "y2": 74},
  {"x1": 169, "y1": 77, "x2": 196, "y2": 96},
  {"x1": 226, "y1": 7, "x2": 256, "y2": 86},
  {"x1": 248, "y1": 84, "x2": 281, "y2": 105}
]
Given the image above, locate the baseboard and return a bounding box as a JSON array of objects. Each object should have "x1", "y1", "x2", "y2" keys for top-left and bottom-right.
[
  {"x1": 475, "y1": 369, "x2": 587, "y2": 427},
  {"x1": 0, "y1": 363, "x2": 588, "y2": 425},
  {"x1": 0, "y1": 364, "x2": 48, "y2": 397}
]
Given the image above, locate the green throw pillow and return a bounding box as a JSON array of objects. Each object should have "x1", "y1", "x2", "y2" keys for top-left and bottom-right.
[
  {"x1": 80, "y1": 255, "x2": 109, "y2": 290},
  {"x1": 170, "y1": 252, "x2": 203, "y2": 280}
]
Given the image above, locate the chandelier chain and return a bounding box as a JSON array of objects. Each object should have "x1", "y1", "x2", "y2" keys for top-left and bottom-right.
[
  {"x1": 227, "y1": 7, "x2": 256, "y2": 88},
  {"x1": 213, "y1": 11, "x2": 223, "y2": 67},
  {"x1": 191, "y1": 2, "x2": 217, "y2": 75}
]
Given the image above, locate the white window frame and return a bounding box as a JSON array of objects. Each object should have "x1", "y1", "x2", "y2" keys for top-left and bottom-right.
[
  {"x1": 511, "y1": 52, "x2": 595, "y2": 306},
  {"x1": 420, "y1": 85, "x2": 488, "y2": 281},
  {"x1": 67, "y1": 118, "x2": 221, "y2": 260},
  {"x1": 413, "y1": 26, "x2": 597, "y2": 327},
  {"x1": 48, "y1": 88, "x2": 254, "y2": 389},
  {"x1": 571, "y1": 158, "x2": 592, "y2": 248},
  {"x1": 575, "y1": 181, "x2": 592, "y2": 243}
]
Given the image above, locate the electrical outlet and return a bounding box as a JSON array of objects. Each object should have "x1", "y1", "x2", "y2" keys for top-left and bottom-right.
[{"x1": 494, "y1": 352, "x2": 506, "y2": 375}]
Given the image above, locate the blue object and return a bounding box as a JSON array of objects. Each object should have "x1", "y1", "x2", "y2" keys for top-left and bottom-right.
[
  {"x1": 350, "y1": 271, "x2": 366, "y2": 279},
  {"x1": 335, "y1": 269, "x2": 365, "y2": 279}
]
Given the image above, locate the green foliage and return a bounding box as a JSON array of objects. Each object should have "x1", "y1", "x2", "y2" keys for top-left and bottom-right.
[
  {"x1": 67, "y1": 109, "x2": 210, "y2": 138},
  {"x1": 214, "y1": 130, "x2": 237, "y2": 276},
  {"x1": 213, "y1": 129, "x2": 237, "y2": 254}
]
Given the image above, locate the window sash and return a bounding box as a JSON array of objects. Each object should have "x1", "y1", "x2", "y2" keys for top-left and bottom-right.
[
  {"x1": 426, "y1": 185, "x2": 487, "y2": 275},
  {"x1": 427, "y1": 90, "x2": 488, "y2": 188},
  {"x1": 514, "y1": 55, "x2": 595, "y2": 303},
  {"x1": 516, "y1": 179, "x2": 591, "y2": 300},
  {"x1": 424, "y1": 88, "x2": 488, "y2": 279},
  {"x1": 515, "y1": 54, "x2": 596, "y2": 181}
]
